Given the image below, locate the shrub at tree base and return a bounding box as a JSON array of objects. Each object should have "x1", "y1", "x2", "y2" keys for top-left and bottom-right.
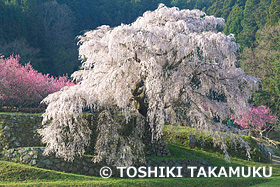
[{"x1": 0, "y1": 55, "x2": 75, "y2": 109}]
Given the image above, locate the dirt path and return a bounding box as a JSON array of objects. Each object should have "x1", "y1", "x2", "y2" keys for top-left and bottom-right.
[
  {"x1": 258, "y1": 142, "x2": 280, "y2": 165},
  {"x1": 265, "y1": 146, "x2": 280, "y2": 164},
  {"x1": 252, "y1": 136, "x2": 280, "y2": 165}
]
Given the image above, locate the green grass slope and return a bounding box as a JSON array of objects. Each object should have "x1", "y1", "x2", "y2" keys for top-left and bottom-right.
[
  {"x1": 1, "y1": 144, "x2": 279, "y2": 186},
  {"x1": 1, "y1": 124, "x2": 279, "y2": 186}
]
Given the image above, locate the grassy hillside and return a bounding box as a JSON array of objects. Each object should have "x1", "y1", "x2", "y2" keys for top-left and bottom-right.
[
  {"x1": 1, "y1": 143, "x2": 279, "y2": 186},
  {"x1": 1, "y1": 116, "x2": 279, "y2": 186},
  {"x1": 163, "y1": 125, "x2": 270, "y2": 162}
]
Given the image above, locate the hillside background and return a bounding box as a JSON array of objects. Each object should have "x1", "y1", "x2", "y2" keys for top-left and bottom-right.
[{"x1": 0, "y1": 0, "x2": 280, "y2": 115}]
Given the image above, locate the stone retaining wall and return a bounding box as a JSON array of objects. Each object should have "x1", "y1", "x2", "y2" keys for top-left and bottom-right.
[
  {"x1": 1, "y1": 113, "x2": 211, "y2": 177},
  {"x1": 3, "y1": 147, "x2": 211, "y2": 177},
  {"x1": 0, "y1": 113, "x2": 170, "y2": 157},
  {"x1": 0, "y1": 113, "x2": 43, "y2": 150}
]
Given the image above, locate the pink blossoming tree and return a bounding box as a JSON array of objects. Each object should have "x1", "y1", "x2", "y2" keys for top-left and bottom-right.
[
  {"x1": 232, "y1": 105, "x2": 277, "y2": 137},
  {"x1": 0, "y1": 55, "x2": 74, "y2": 109}
]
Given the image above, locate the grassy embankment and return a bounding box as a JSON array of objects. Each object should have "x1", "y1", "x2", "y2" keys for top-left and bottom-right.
[{"x1": 1, "y1": 124, "x2": 279, "y2": 186}]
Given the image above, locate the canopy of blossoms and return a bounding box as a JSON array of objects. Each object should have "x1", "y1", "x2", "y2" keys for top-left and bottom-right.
[{"x1": 39, "y1": 4, "x2": 259, "y2": 165}]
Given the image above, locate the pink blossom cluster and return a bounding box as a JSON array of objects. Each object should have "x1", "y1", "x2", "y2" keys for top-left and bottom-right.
[
  {"x1": 232, "y1": 105, "x2": 277, "y2": 130},
  {"x1": 0, "y1": 55, "x2": 75, "y2": 108},
  {"x1": 201, "y1": 102, "x2": 214, "y2": 111}
]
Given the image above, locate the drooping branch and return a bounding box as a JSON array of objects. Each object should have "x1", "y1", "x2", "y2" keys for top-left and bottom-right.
[{"x1": 39, "y1": 4, "x2": 259, "y2": 164}]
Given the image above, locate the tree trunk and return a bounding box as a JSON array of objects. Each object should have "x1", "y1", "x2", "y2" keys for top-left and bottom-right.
[{"x1": 248, "y1": 128, "x2": 252, "y2": 137}]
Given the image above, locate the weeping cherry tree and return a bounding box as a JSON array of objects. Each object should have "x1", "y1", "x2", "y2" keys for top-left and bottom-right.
[{"x1": 39, "y1": 4, "x2": 259, "y2": 165}]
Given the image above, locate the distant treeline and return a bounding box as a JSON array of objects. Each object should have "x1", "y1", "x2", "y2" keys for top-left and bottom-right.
[{"x1": 0, "y1": 0, "x2": 280, "y2": 114}]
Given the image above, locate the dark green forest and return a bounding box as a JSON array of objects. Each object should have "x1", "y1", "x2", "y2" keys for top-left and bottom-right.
[{"x1": 0, "y1": 0, "x2": 280, "y2": 114}]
